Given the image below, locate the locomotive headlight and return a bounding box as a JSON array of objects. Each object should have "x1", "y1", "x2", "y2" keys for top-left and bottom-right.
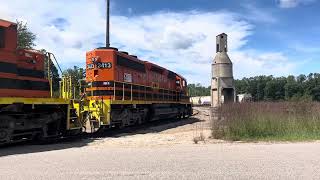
[{"x1": 103, "y1": 81, "x2": 110, "y2": 86}]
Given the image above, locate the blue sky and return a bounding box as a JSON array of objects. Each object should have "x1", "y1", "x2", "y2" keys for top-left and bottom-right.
[{"x1": 1, "y1": 0, "x2": 319, "y2": 85}]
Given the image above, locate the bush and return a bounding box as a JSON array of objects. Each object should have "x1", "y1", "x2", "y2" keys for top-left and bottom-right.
[{"x1": 213, "y1": 102, "x2": 320, "y2": 141}]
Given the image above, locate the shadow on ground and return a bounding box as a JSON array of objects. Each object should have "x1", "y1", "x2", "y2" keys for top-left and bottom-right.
[
  {"x1": 96, "y1": 116, "x2": 203, "y2": 137},
  {"x1": 0, "y1": 116, "x2": 202, "y2": 157}
]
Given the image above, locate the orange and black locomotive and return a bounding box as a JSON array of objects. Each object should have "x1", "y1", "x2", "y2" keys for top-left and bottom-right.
[
  {"x1": 79, "y1": 47, "x2": 192, "y2": 130},
  {"x1": 0, "y1": 19, "x2": 81, "y2": 144}
]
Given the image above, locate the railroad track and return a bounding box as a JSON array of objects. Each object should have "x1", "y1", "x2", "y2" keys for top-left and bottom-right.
[
  {"x1": 192, "y1": 109, "x2": 200, "y2": 116},
  {"x1": 0, "y1": 110, "x2": 201, "y2": 147}
]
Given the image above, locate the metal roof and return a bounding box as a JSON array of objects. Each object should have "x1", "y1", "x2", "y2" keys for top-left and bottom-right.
[
  {"x1": 0, "y1": 19, "x2": 16, "y2": 27},
  {"x1": 213, "y1": 52, "x2": 232, "y2": 64}
]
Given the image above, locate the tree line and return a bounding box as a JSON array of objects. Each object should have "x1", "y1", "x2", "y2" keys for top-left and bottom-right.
[
  {"x1": 187, "y1": 83, "x2": 211, "y2": 97},
  {"x1": 235, "y1": 74, "x2": 320, "y2": 101},
  {"x1": 188, "y1": 74, "x2": 320, "y2": 102}
]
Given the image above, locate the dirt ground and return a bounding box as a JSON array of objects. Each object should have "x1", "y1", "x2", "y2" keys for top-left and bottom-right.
[{"x1": 88, "y1": 106, "x2": 216, "y2": 148}]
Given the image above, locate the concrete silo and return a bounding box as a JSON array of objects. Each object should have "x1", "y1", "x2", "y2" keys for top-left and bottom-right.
[{"x1": 211, "y1": 33, "x2": 235, "y2": 107}]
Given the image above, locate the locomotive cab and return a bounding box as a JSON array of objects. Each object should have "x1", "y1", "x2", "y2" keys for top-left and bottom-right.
[{"x1": 86, "y1": 47, "x2": 115, "y2": 83}]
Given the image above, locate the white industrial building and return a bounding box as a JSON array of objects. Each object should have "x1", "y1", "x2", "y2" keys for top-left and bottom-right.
[{"x1": 190, "y1": 96, "x2": 211, "y2": 106}]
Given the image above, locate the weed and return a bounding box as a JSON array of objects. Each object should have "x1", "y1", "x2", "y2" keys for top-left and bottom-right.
[{"x1": 212, "y1": 102, "x2": 320, "y2": 141}]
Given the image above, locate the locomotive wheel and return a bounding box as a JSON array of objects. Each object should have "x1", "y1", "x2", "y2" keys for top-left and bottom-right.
[
  {"x1": 0, "y1": 114, "x2": 13, "y2": 144},
  {"x1": 33, "y1": 132, "x2": 47, "y2": 144},
  {"x1": 136, "y1": 116, "x2": 142, "y2": 125},
  {"x1": 0, "y1": 129, "x2": 9, "y2": 143}
]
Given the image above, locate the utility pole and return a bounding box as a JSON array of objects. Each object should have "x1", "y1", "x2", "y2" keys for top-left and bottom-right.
[{"x1": 106, "y1": 0, "x2": 110, "y2": 47}]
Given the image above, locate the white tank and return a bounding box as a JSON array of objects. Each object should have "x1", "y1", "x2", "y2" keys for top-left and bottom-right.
[{"x1": 212, "y1": 54, "x2": 233, "y2": 78}]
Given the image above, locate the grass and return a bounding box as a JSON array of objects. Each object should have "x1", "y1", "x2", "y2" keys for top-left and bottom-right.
[
  {"x1": 193, "y1": 133, "x2": 205, "y2": 144},
  {"x1": 212, "y1": 102, "x2": 320, "y2": 141}
]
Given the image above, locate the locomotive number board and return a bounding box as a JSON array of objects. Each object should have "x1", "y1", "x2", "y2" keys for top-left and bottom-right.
[{"x1": 87, "y1": 62, "x2": 112, "y2": 69}]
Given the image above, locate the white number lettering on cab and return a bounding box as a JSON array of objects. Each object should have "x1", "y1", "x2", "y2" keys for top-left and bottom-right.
[
  {"x1": 97, "y1": 62, "x2": 112, "y2": 69},
  {"x1": 87, "y1": 64, "x2": 94, "y2": 69}
]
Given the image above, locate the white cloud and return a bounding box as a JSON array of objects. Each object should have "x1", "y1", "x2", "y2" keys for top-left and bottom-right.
[
  {"x1": 231, "y1": 51, "x2": 298, "y2": 78},
  {"x1": 0, "y1": 0, "x2": 300, "y2": 86},
  {"x1": 278, "y1": 0, "x2": 316, "y2": 8}
]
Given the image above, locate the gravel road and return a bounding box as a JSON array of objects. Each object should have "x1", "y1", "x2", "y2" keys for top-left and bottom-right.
[
  {"x1": 1, "y1": 142, "x2": 320, "y2": 179},
  {"x1": 1, "y1": 107, "x2": 320, "y2": 180}
]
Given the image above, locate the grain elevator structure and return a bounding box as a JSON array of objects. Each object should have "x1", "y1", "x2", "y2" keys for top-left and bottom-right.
[{"x1": 211, "y1": 33, "x2": 235, "y2": 107}]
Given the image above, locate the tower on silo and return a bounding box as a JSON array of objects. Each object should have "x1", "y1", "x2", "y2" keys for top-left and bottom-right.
[{"x1": 211, "y1": 33, "x2": 235, "y2": 107}]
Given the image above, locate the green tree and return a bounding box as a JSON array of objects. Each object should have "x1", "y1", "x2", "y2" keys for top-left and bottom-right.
[
  {"x1": 63, "y1": 66, "x2": 85, "y2": 98},
  {"x1": 63, "y1": 66, "x2": 85, "y2": 83},
  {"x1": 188, "y1": 83, "x2": 210, "y2": 97},
  {"x1": 233, "y1": 74, "x2": 320, "y2": 102},
  {"x1": 311, "y1": 86, "x2": 320, "y2": 101},
  {"x1": 235, "y1": 78, "x2": 249, "y2": 94},
  {"x1": 263, "y1": 77, "x2": 286, "y2": 100},
  {"x1": 297, "y1": 74, "x2": 306, "y2": 84},
  {"x1": 284, "y1": 76, "x2": 301, "y2": 100},
  {"x1": 17, "y1": 21, "x2": 61, "y2": 96},
  {"x1": 16, "y1": 20, "x2": 36, "y2": 49}
]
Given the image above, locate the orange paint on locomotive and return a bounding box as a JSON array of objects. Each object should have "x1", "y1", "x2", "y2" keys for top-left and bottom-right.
[
  {"x1": 0, "y1": 19, "x2": 50, "y2": 98},
  {"x1": 85, "y1": 48, "x2": 189, "y2": 102}
]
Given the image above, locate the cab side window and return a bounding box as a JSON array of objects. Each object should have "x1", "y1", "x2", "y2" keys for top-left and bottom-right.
[{"x1": 0, "y1": 27, "x2": 5, "y2": 48}]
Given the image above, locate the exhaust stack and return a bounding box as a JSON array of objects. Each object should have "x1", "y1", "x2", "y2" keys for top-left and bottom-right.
[{"x1": 106, "y1": 0, "x2": 110, "y2": 47}]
